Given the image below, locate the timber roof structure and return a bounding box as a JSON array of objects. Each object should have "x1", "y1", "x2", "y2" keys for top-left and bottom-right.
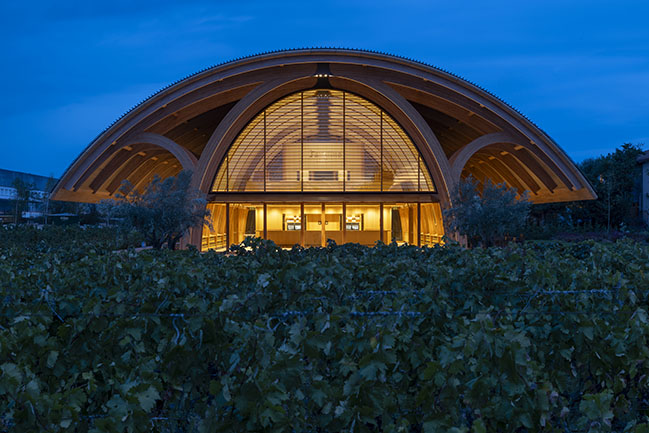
[{"x1": 52, "y1": 48, "x2": 596, "y2": 206}]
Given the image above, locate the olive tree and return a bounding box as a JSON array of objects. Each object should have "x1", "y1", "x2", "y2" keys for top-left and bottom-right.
[
  {"x1": 102, "y1": 170, "x2": 210, "y2": 250},
  {"x1": 444, "y1": 177, "x2": 530, "y2": 247}
]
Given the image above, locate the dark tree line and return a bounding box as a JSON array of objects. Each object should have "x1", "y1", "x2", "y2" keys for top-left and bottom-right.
[{"x1": 530, "y1": 143, "x2": 645, "y2": 230}]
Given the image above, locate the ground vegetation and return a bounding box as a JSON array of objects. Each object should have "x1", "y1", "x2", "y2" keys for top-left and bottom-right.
[{"x1": 1, "y1": 229, "x2": 649, "y2": 431}]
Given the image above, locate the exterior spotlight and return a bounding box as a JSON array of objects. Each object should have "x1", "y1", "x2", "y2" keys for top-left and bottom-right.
[{"x1": 314, "y1": 63, "x2": 332, "y2": 78}]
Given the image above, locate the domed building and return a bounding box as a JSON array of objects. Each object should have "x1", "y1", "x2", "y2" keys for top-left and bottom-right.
[{"x1": 52, "y1": 48, "x2": 595, "y2": 250}]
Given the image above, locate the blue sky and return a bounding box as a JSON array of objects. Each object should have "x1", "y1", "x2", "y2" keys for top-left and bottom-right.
[{"x1": 1, "y1": 0, "x2": 648, "y2": 177}]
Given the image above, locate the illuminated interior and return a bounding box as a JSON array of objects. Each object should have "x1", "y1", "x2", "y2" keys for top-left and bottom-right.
[
  {"x1": 212, "y1": 90, "x2": 435, "y2": 193},
  {"x1": 202, "y1": 201, "x2": 444, "y2": 251},
  {"x1": 202, "y1": 89, "x2": 444, "y2": 251}
]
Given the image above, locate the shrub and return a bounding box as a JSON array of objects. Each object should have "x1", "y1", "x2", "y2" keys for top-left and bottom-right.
[
  {"x1": 443, "y1": 177, "x2": 531, "y2": 247},
  {"x1": 101, "y1": 170, "x2": 209, "y2": 250}
]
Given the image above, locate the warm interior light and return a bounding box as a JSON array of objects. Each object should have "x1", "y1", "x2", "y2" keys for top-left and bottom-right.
[{"x1": 212, "y1": 89, "x2": 435, "y2": 193}]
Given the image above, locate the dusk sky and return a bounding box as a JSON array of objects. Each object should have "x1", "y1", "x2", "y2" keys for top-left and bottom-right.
[{"x1": 1, "y1": 0, "x2": 647, "y2": 178}]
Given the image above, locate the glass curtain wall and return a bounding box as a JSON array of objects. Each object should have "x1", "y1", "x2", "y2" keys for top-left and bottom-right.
[
  {"x1": 200, "y1": 201, "x2": 443, "y2": 251},
  {"x1": 202, "y1": 203, "x2": 227, "y2": 252},
  {"x1": 345, "y1": 204, "x2": 381, "y2": 246},
  {"x1": 229, "y1": 203, "x2": 264, "y2": 245},
  {"x1": 212, "y1": 90, "x2": 435, "y2": 194},
  {"x1": 420, "y1": 203, "x2": 445, "y2": 246},
  {"x1": 382, "y1": 203, "x2": 418, "y2": 245},
  {"x1": 267, "y1": 204, "x2": 301, "y2": 248}
]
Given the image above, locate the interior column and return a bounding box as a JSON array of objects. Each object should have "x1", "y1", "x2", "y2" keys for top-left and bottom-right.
[
  {"x1": 380, "y1": 203, "x2": 384, "y2": 243},
  {"x1": 321, "y1": 203, "x2": 326, "y2": 247},
  {"x1": 263, "y1": 203, "x2": 267, "y2": 240},
  {"x1": 225, "y1": 203, "x2": 230, "y2": 251},
  {"x1": 342, "y1": 203, "x2": 346, "y2": 244},
  {"x1": 417, "y1": 202, "x2": 421, "y2": 247},
  {"x1": 300, "y1": 203, "x2": 305, "y2": 246}
]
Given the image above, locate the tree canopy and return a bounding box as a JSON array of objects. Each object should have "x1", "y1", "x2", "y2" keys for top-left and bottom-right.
[
  {"x1": 529, "y1": 143, "x2": 645, "y2": 232},
  {"x1": 102, "y1": 170, "x2": 209, "y2": 250},
  {"x1": 572, "y1": 143, "x2": 644, "y2": 228},
  {"x1": 443, "y1": 177, "x2": 531, "y2": 247}
]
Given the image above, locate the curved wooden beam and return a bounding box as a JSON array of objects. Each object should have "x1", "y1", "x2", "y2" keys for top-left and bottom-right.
[
  {"x1": 341, "y1": 76, "x2": 453, "y2": 205},
  {"x1": 449, "y1": 132, "x2": 517, "y2": 182},
  {"x1": 193, "y1": 75, "x2": 315, "y2": 195},
  {"x1": 195, "y1": 74, "x2": 453, "y2": 206},
  {"x1": 495, "y1": 151, "x2": 542, "y2": 194},
  {"x1": 469, "y1": 161, "x2": 508, "y2": 186},
  {"x1": 89, "y1": 145, "x2": 160, "y2": 193},
  {"x1": 55, "y1": 50, "x2": 596, "y2": 204},
  {"x1": 449, "y1": 132, "x2": 566, "y2": 194},
  {"x1": 105, "y1": 150, "x2": 167, "y2": 195},
  {"x1": 122, "y1": 158, "x2": 165, "y2": 195},
  {"x1": 54, "y1": 50, "x2": 595, "y2": 206},
  {"x1": 500, "y1": 145, "x2": 558, "y2": 192},
  {"x1": 132, "y1": 157, "x2": 181, "y2": 193},
  {"x1": 475, "y1": 156, "x2": 526, "y2": 193},
  {"x1": 477, "y1": 148, "x2": 542, "y2": 194},
  {"x1": 121, "y1": 132, "x2": 197, "y2": 171},
  {"x1": 71, "y1": 133, "x2": 196, "y2": 192}
]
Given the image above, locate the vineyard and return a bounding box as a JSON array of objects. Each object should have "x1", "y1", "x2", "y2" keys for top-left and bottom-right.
[{"x1": 2, "y1": 226, "x2": 649, "y2": 432}]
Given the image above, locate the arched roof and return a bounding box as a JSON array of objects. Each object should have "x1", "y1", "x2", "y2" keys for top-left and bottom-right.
[{"x1": 52, "y1": 48, "x2": 596, "y2": 205}]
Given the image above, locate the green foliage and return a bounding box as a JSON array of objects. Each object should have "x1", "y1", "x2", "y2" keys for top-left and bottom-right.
[
  {"x1": 444, "y1": 176, "x2": 531, "y2": 247},
  {"x1": 101, "y1": 170, "x2": 209, "y2": 250},
  {"x1": 573, "y1": 143, "x2": 644, "y2": 228},
  {"x1": 2, "y1": 228, "x2": 649, "y2": 431},
  {"x1": 530, "y1": 143, "x2": 644, "y2": 233},
  {"x1": 0, "y1": 225, "x2": 143, "y2": 252}
]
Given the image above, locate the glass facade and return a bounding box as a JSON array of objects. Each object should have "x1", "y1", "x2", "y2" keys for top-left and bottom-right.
[
  {"x1": 382, "y1": 203, "x2": 418, "y2": 245},
  {"x1": 201, "y1": 203, "x2": 227, "y2": 252},
  {"x1": 201, "y1": 202, "x2": 444, "y2": 251},
  {"x1": 267, "y1": 203, "x2": 301, "y2": 247},
  {"x1": 345, "y1": 204, "x2": 381, "y2": 245},
  {"x1": 212, "y1": 90, "x2": 435, "y2": 193},
  {"x1": 229, "y1": 203, "x2": 264, "y2": 246},
  {"x1": 420, "y1": 203, "x2": 445, "y2": 246},
  {"x1": 202, "y1": 89, "x2": 444, "y2": 251}
]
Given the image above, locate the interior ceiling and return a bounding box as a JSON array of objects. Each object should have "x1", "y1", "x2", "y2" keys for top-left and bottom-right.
[
  {"x1": 390, "y1": 84, "x2": 574, "y2": 202},
  {"x1": 409, "y1": 100, "x2": 485, "y2": 158},
  {"x1": 461, "y1": 144, "x2": 563, "y2": 200},
  {"x1": 162, "y1": 101, "x2": 237, "y2": 158}
]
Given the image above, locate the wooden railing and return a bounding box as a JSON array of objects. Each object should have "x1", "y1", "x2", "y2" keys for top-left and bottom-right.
[
  {"x1": 201, "y1": 232, "x2": 227, "y2": 251},
  {"x1": 420, "y1": 233, "x2": 443, "y2": 246}
]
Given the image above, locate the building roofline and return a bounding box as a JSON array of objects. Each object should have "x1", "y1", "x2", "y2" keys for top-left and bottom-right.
[
  {"x1": 59, "y1": 48, "x2": 556, "y2": 180},
  {"x1": 53, "y1": 47, "x2": 596, "y2": 204}
]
